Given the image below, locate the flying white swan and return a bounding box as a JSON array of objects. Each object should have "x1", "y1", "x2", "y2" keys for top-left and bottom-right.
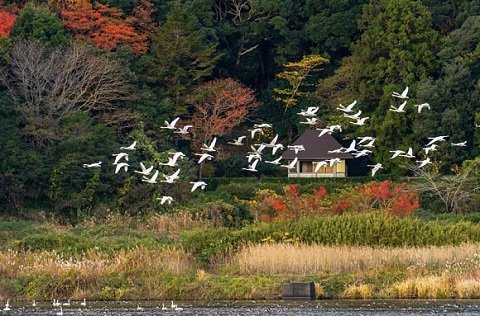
[
  {"x1": 392, "y1": 86, "x2": 409, "y2": 99},
  {"x1": 228, "y1": 136, "x2": 246, "y2": 146},
  {"x1": 299, "y1": 117, "x2": 318, "y2": 125},
  {"x1": 112, "y1": 152, "x2": 129, "y2": 164},
  {"x1": 200, "y1": 137, "x2": 217, "y2": 152},
  {"x1": 190, "y1": 181, "x2": 207, "y2": 192},
  {"x1": 158, "y1": 196, "x2": 174, "y2": 204},
  {"x1": 317, "y1": 127, "x2": 332, "y2": 137},
  {"x1": 389, "y1": 101, "x2": 408, "y2": 113},
  {"x1": 328, "y1": 125, "x2": 343, "y2": 132},
  {"x1": 141, "y1": 170, "x2": 159, "y2": 183},
  {"x1": 344, "y1": 140, "x2": 357, "y2": 153},
  {"x1": 359, "y1": 139, "x2": 376, "y2": 148},
  {"x1": 248, "y1": 144, "x2": 266, "y2": 156},
  {"x1": 425, "y1": 135, "x2": 449, "y2": 146},
  {"x1": 367, "y1": 163, "x2": 383, "y2": 177},
  {"x1": 326, "y1": 158, "x2": 341, "y2": 167},
  {"x1": 265, "y1": 156, "x2": 283, "y2": 165},
  {"x1": 350, "y1": 116, "x2": 369, "y2": 126},
  {"x1": 313, "y1": 161, "x2": 328, "y2": 172},
  {"x1": 159, "y1": 152, "x2": 185, "y2": 167},
  {"x1": 280, "y1": 157, "x2": 298, "y2": 170},
  {"x1": 297, "y1": 106, "x2": 319, "y2": 117},
  {"x1": 399, "y1": 147, "x2": 415, "y2": 158},
  {"x1": 246, "y1": 153, "x2": 262, "y2": 162},
  {"x1": 264, "y1": 134, "x2": 279, "y2": 148},
  {"x1": 389, "y1": 150, "x2": 405, "y2": 159},
  {"x1": 416, "y1": 157, "x2": 432, "y2": 168},
  {"x1": 174, "y1": 125, "x2": 193, "y2": 135},
  {"x1": 120, "y1": 141, "x2": 137, "y2": 150},
  {"x1": 271, "y1": 143, "x2": 284, "y2": 155},
  {"x1": 114, "y1": 162, "x2": 129, "y2": 173},
  {"x1": 249, "y1": 127, "x2": 264, "y2": 139},
  {"x1": 195, "y1": 152, "x2": 214, "y2": 164},
  {"x1": 161, "y1": 117, "x2": 180, "y2": 130},
  {"x1": 160, "y1": 169, "x2": 181, "y2": 183},
  {"x1": 83, "y1": 161, "x2": 102, "y2": 168},
  {"x1": 451, "y1": 141, "x2": 467, "y2": 147},
  {"x1": 343, "y1": 110, "x2": 362, "y2": 120},
  {"x1": 328, "y1": 147, "x2": 345, "y2": 154},
  {"x1": 357, "y1": 136, "x2": 375, "y2": 145},
  {"x1": 352, "y1": 149, "x2": 372, "y2": 158},
  {"x1": 253, "y1": 123, "x2": 272, "y2": 129},
  {"x1": 242, "y1": 159, "x2": 259, "y2": 172},
  {"x1": 287, "y1": 145, "x2": 305, "y2": 154},
  {"x1": 414, "y1": 103, "x2": 430, "y2": 113},
  {"x1": 423, "y1": 144, "x2": 439, "y2": 154},
  {"x1": 134, "y1": 162, "x2": 154, "y2": 176},
  {"x1": 336, "y1": 100, "x2": 357, "y2": 113}
]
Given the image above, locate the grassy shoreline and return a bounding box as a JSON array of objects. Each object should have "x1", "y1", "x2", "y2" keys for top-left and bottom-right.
[{"x1": 2, "y1": 213, "x2": 480, "y2": 301}]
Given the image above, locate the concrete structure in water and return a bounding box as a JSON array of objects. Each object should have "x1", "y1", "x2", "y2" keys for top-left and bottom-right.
[{"x1": 282, "y1": 282, "x2": 316, "y2": 300}]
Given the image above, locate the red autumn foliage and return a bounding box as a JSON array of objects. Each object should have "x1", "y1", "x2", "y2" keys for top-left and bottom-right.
[
  {"x1": 331, "y1": 180, "x2": 419, "y2": 216},
  {"x1": 0, "y1": 10, "x2": 16, "y2": 37},
  {"x1": 331, "y1": 199, "x2": 350, "y2": 214},
  {"x1": 61, "y1": 3, "x2": 149, "y2": 55},
  {"x1": 313, "y1": 186, "x2": 327, "y2": 200},
  {"x1": 251, "y1": 181, "x2": 418, "y2": 222},
  {"x1": 259, "y1": 185, "x2": 329, "y2": 221},
  {"x1": 270, "y1": 198, "x2": 286, "y2": 212},
  {"x1": 186, "y1": 78, "x2": 259, "y2": 151},
  {"x1": 288, "y1": 184, "x2": 299, "y2": 198}
]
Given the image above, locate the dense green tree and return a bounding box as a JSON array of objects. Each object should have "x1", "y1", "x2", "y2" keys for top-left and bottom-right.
[
  {"x1": 140, "y1": 3, "x2": 219, "y2": 114},
  {"x1": 422, "y1": 0, "x2": 480, "y2": 33},
  {"x1": 316, "y1": 0, "x2": 440, "y2": 175},
  {"x1": 413, "y1": 16, "x2": 480, "y2": 171},
  {"x1": 303, "y1": 0, "x2": 368, "y2": 59},
  {"x1": 0, "y1": 95, "x2": 47, "y2": 213},
  {"x1": 211, "y1": 0, "x2": 310, "y2": 88},
  {"x1": 47, "y1": 111, "x2": 125, "y2": 221},
  {"x1": 10, "y1": 3, "x2": 70, "y2": 46},
  {"x1": 0, "y1": 36, "x2": 12, "y2": 66}
]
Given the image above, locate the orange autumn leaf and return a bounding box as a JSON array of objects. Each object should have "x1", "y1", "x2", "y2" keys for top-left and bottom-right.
[
  {"x1": 61, "y1": 3, "x2": 148, "y2": 55},
  {"x1": 186, "y1": 78, "x2": 259, "y2": 151}
]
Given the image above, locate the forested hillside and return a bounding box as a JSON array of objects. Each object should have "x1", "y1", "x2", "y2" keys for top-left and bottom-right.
[{"x1": 0, "y1": 0, "x2": 479, "y2": 220}]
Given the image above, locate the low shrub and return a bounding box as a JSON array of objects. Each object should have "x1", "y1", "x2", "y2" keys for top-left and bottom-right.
[{"x1": 181, "y1": 213, "x2": 480, "y2": 264}]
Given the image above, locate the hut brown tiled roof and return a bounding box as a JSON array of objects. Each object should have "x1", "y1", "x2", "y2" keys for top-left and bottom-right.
[{"x1": 281, "y1": 129, "x2": 354, "y2": 160}]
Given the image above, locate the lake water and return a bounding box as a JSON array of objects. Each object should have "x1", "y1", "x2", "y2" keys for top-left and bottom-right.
[{"x1": 3, "y1": 300, "x2": 480, "y2": 315}]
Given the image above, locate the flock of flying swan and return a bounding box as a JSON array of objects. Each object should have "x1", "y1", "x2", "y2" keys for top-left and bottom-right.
[{"x1": 82, "y1": 85, "x2": 472, "y2": 201}]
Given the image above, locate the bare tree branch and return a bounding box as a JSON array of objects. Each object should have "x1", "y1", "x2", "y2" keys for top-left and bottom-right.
[
  {"x1": 0, "y1": 39, "x2": 131, "y2": 147},
  {"x1": 408, "y1": 162, "x2": 480, "y2": 214}
]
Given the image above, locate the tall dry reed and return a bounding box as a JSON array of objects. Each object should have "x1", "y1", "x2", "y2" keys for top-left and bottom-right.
[
  {"x1": 234, "y1": 243, "x2": 480, "y2": 275},
  {"x1": 145, "y1": 212, "x2": 213, "y2": 238},
  {"x1": 0, "y1": 247, "x2": 195, "y2": 280}
]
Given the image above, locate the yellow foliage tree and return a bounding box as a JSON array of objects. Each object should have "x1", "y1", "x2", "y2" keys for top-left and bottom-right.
[{"x1": 274, "y1": 54, "x2": 329, "y2": 109}]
